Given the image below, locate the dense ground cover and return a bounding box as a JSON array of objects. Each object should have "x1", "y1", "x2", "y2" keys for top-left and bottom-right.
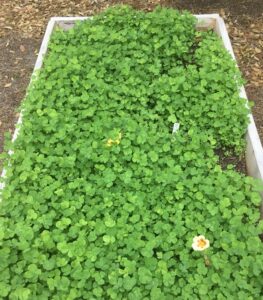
[{"x1": 0, "y1": 6, "x2": 263, "y2": 300}]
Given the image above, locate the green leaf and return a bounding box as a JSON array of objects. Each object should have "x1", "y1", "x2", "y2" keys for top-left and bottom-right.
[
  {"x1": 10, "y1": 287, "x2": 31, "y2": 300},
  {"x1": 150, "y1": 287, "x2": 163, "y2": 300},
  {"x1": 104, "y1": 217, "x2": 116, "y2": 228},
  {"x1": 123, "y1": 276, "x2": 136, "y2": 291},
  {"x1": 149, "y1": 151, "x2": 158, "y2": 162},
  {"x1": 138, "y1": 267, "x2": 152, "y2": 284},
  {"x1": 0, "y1": 282, "x2": 10, "y2": 297}
]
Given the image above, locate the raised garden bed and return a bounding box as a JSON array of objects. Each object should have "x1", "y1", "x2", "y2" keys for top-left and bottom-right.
[{"x1": 1, "y1": 6, "x2": 263, "y2": 300}]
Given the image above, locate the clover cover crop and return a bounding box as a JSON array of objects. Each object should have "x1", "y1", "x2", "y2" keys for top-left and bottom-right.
[{"x1": 0, "y1": 6, "x2": 263, "y2": 300}]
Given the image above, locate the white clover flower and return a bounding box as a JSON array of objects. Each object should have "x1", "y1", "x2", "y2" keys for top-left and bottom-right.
[{"x1": 192, "y1": 235, "x2": 210, "y2": 251}]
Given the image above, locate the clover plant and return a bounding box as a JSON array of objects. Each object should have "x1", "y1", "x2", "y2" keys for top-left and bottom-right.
[{"x1": 0, "y1": 5, "x2": 262, "y2": 300}]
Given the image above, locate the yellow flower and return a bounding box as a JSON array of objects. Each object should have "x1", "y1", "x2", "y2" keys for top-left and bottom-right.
[
  {"x1": 106, "y1": 138, "x2": 114, "y2": 147},
  {"x1": 115, "y1": 132, "x2": 122, "y2": 144},
  {"x1": 192, "y1": 235, "x2": 210, "y2": 251},
  {"x1": 106, "y1": 132, "x2": 122, "y2": 147}
]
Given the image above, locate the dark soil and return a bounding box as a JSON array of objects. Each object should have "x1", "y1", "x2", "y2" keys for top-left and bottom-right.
[
  {"x1": 215, "y1": 149, "x2": 247, "y2": 174},
  {"x1": 0, "y1": 0, "x2": 262, "y2": 175}
]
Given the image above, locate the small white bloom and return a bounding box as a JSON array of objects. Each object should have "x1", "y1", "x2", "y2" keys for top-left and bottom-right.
[{"x1": 192, "y1": 235, "x2": 210, "y2": 251}]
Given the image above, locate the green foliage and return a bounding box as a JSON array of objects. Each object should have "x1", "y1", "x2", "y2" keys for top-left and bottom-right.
[{"x1": 0, "y1": 5, "x2": 262, "y2": 300}]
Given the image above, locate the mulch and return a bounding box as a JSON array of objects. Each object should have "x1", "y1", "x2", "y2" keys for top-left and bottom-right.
[{"x1": 0, "y1": 0, "x2": 262, "y2": 163}]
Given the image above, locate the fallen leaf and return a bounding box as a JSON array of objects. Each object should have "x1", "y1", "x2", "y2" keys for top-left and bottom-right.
[
  {"x1": 4, "y1": 83, "x2": 12, "y2": 88},
  {"x1": 20, "y1": 45, "x2": 25, "y2": 52}
]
